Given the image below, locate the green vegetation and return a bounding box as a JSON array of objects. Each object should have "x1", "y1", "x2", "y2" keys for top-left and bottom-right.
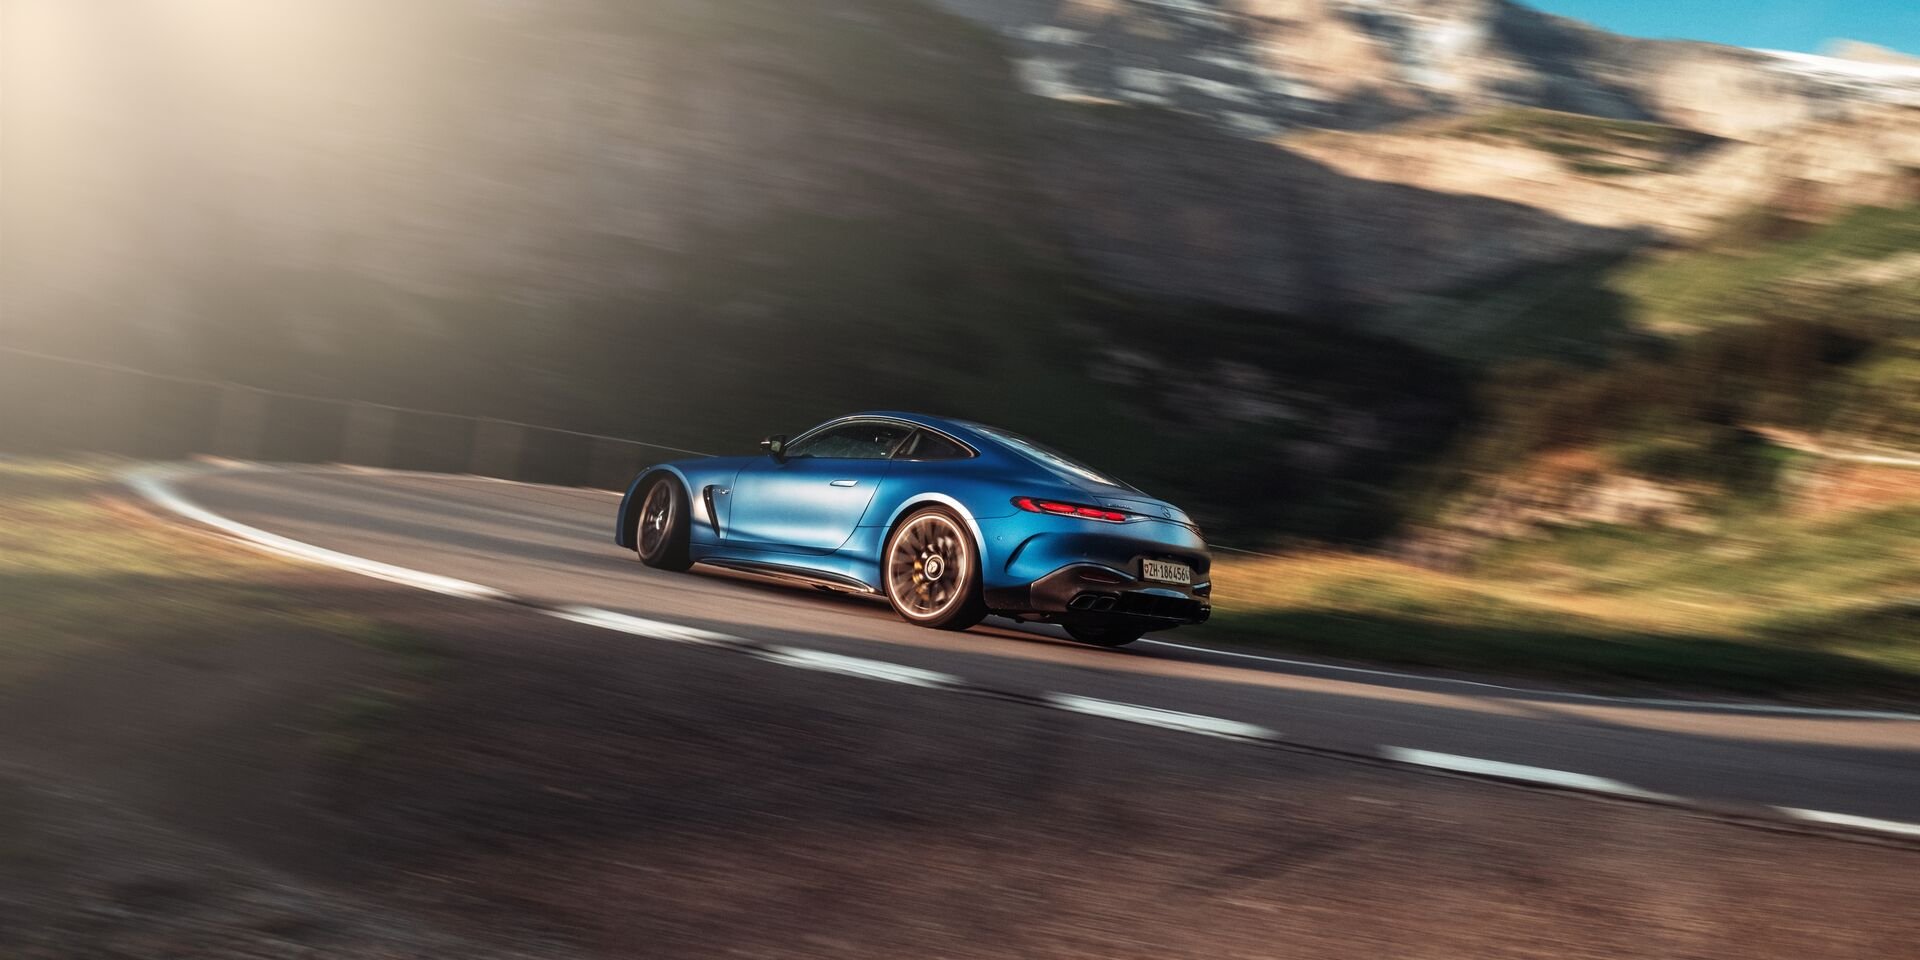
[
  {"x1": 0, "y1": 460, "x2": 435, "y2": 687},
  {"x1": 1371, "y1": 203, "x2": 1920, "y2": 517},
  {"x1": 1368, "y1": 255, "x2": 1640, "y2": 364},
  {"x1": 1373, "y1": 204, "x2": 1920, "y2": 365},
  {"x1": 1208, "y1": 499, "x2": 1920, "y2": 698},
  {"x1": 1826, "y1": 338, "x2": 1920, "y2": 449},
  {"x1": 1617, "y1": 204, "x2": 1920, "y2": 334},
  {"x1": 1453, "y1": 108, "x2": 1700, "y2": 147},
  {"x1": 1568, "y1": 159, "x2": 1640, "y2": 177},
  {"x1": 1333, "y1": 200, "x2": 1920, "y2": 695},
  {"x1": 1449, "y1": 107, "x2": 1715, "y2": 176}
]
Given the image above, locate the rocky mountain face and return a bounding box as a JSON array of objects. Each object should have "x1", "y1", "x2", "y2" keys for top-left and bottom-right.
[
  {"x1": 932, "y1": 0, "x2": 1920, "y2": 141},
  {"x1": 12, "y1": 0, "x2": 1915, "y2": 337},
  {"x1": 926, "y1": 0, "x2": 1920, "y2": 312},
  {"x1": 6, "y1": 0, "x2": 1663, "y2": 342},
  {"x1": 1029, "y1": 104, "x2": 1635, "y2": 314},
  {"x1": 1287, "y1": 105, "x2": 1920, "y2": 244}
]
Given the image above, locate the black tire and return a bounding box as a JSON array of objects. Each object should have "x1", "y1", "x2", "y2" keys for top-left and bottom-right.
[
  {"x1": 633, "y1": 475, "x2": 693, "y2": 571},
  {"x1": 1064, "y1": 623, "x2": 1145, "y2": 647},
  {"x1": 882, "y1": 507, "x2": 987, "y2": 631}
]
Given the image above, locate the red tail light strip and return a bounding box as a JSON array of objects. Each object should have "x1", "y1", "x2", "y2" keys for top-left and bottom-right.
[{"x1": 1012, "y1": 496, "x2": 1130, "y2": 523}]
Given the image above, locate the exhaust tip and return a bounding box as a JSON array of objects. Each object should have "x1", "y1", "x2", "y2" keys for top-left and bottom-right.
[{"x1": 1069, "y1": 592, "x2": 1119, "y2": 611}]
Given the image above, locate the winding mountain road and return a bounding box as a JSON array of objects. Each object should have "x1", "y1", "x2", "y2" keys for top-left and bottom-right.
[{"x1": 143, "y1": 464, "x2": 1920, "y2": 832}]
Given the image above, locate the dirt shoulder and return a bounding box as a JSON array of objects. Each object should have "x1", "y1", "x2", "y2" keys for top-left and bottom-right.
[{"x1": 3, "y1": 465, "x2": 1918, "y2": 958}]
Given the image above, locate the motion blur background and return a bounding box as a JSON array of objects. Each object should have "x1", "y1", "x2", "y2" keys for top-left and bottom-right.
[
  {"x1": 6, "y1": 3, "x2": 1920, "y2": 956},
  {"x1": 4, "y1": 0, "x2": 1919, "y2": 681}
]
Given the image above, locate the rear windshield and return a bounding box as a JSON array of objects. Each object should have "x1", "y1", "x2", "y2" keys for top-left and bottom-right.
[{"x1": 967, "y1": 424, "x2": 1133, "y2": 490}]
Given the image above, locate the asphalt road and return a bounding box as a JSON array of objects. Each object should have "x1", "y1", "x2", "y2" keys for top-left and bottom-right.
[{"x1": 171, "y1": 465, "x2": 1920, "y2": 824}]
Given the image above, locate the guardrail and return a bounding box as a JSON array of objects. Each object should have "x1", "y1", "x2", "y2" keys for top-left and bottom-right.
[
  {"x1": 1, "y1": 344, "x2": 1291, "y2": 559},
  {"x1": 0, "y1": 345, "x2": 713, "y2": 492}
]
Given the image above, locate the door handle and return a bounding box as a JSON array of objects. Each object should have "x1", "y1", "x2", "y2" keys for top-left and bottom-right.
[{"x1": 830, "y1": 479, "x2": 859, "y2": 487}]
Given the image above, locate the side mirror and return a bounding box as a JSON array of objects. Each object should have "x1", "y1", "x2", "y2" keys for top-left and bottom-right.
[{"x1": 761, "y1": 434, "x2": 788, "y2": 462}]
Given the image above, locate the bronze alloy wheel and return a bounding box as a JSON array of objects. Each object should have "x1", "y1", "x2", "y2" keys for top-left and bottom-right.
[{"x1": 884, "y1": 508, "x2": 986, "y2": 630}]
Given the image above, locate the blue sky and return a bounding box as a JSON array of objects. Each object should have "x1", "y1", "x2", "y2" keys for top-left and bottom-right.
[{"x1": 1525, "y1": 0, "x2": 1920, "y2": 56}]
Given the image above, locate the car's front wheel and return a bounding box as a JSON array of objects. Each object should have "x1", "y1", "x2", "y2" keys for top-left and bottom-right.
[
  {"x1": 633, "y1": 475, "x2": 692, "y2": 571},
  {"x1": 1064, "y1": 623, "x2": 1145, "y2": 647},
  {"x1": 883, "y1": 507, "x2": 986, "y2": 630}
]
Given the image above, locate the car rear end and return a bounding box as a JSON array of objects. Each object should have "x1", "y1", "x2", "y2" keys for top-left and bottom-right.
[
  {"x1": 978, "y1": 492, "x2": 1212, "y2": 630},
  {"x1": 950, "y1": 419, "x2": 1213, "y2": 632}
]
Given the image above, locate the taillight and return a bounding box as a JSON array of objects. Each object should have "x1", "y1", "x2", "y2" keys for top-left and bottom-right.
[{"x1": 1012, "y1": 496, "x2": 1130, "y2": 523}]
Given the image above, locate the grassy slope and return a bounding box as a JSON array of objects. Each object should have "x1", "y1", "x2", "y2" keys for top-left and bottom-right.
[
  {"x1": 1206, "y1": 495, "x2": 1920, "y2": 698},
  {"x1": 1373, "y1": 204, "x2": 1920, "y2": 364},
  {"x1": 0, "y1": 461, "x2": 295, "y2": 684},
  {"x1": 1448, "y1": 107, "x2": 1716, "y2": 177},
  {"x1": 1281, "y1": 204, "x2": 1920, "y2": 696},
  {"x1": 0, "y1": 461, "x2": 440, "y2": 745},
  {"x1": 1619, "y1": 205, "x2": 1920, "y2": 334}
]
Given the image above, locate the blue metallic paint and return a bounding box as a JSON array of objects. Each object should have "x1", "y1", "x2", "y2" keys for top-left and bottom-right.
[{"x1": 616, "y1": 412, "x2": 1210, "y2": 627}]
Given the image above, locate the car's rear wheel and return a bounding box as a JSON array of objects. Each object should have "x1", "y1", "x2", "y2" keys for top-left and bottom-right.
[
  {"x1": 883, "y1": 507, "x2": 986, "y2": 630},
  {"x1": 634, "y1": 475, "x2": 692, "y2": 571},
  {"x1": 1064, "y1": 623, "x2": 1145, "y2": 647}
]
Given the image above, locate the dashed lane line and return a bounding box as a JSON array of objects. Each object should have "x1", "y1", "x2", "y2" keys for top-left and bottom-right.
[
  {"x1": 1043, "y1": 694, "x2": 1280, "y2": 742},
  {"x1": 123, "y1": 462, "x2": 1920, "y2": 845},
  {"x1": 1379, "y1": 747, "x2": 1678, "y2": 803},
  {"x1": 756, "y1": 647, "x2": 966, "y2": 689}
]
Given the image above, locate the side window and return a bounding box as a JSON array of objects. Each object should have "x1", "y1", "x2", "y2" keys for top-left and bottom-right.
[
  {"x1": 785, "y1": 421, "x2": 913, "y2": 460},
  {"x1": 894, "y1": 429, "x2": 971, "y2": 462}
]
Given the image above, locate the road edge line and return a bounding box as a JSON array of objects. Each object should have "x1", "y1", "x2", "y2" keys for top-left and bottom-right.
[{"x1": 122, "y1": 462, "x2": 1920, "y2": 847}]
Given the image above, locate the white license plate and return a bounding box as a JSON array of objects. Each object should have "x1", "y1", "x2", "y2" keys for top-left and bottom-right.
[{"x1": 1141, "y1": 559, "x2": 1192, "y2": 585}]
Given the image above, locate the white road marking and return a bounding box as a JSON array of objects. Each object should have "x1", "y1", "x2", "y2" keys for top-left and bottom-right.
[
  {"x1": 549, "y1": 605, "x2": 745, "y2": 647},
  {"x1": 1043, "y1": 694, "x2": 1278, "y2": 741},
  {"x1": 333, "y1": 462, "x2": 624, "y2": 496},
  {"x1": 1777, "y1": 808, "x2": 1920, "y2": 838},
  {"x1": 755, "y1": 647, "x2": 963, "y2": 689},
  {"x1": 122, "y1": 462, "x2": 1920, "y2": 839},
  {"x1": 1380, "y1": 747, "x2": 1675, "y2": 801},
  {"x1": 126, "y1": 464, "x2": 506, "y2": 602},
  {"x1": 1139, "y1": 639, "x2": 1920, "y2": 722},
  {"x1": 157, "y1": 464, "x2": 1920, "y2": 722}
]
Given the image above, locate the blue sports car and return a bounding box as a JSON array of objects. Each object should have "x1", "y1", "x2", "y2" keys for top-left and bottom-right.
[{"x1": 614, "y1": 412, "x2": 1211, "y2": 646}]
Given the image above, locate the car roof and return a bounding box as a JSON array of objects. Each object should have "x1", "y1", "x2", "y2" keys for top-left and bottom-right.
[
  {"x1": 842, "y1": 411, "x2": 989, "y2": 441},
  {"x1": 837, "y1": 411, "x2": 1140, "y2": 493}
]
